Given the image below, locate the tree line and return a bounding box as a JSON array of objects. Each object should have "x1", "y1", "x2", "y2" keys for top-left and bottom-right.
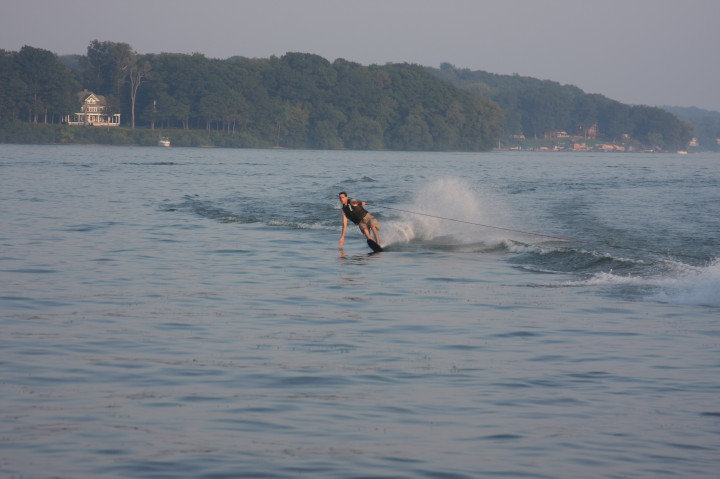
[
  {"x1": 1, "y1": 41, "x2": 698, "y2": 151},
  {"x1": 0, "y1": 42, "x2": 503, "y2": 151},
  {"x1": 430, "y1": 64, "x2": 695, "y2": 151}
]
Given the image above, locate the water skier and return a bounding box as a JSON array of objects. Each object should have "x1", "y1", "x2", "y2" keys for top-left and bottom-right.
[{"x1": 338, "y1": 192, "x2": 382, "y2": 250}]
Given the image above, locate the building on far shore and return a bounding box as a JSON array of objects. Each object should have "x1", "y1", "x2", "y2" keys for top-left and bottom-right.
[{"x1": 63, "y1": 90, "x2": 120, "y2": 126}]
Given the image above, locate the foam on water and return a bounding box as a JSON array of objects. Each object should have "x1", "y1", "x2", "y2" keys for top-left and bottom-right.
[
  {"x1": 561, "y1": 257, "x2": 720, "y2": 307},
  {"x1": 648, "y1": 258, "x2": 720, "y2": 307}
]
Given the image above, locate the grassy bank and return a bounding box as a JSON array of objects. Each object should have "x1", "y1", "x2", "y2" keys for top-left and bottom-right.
[{"x1": 0, "y1": 121, "x2": 275, "y2": 148}]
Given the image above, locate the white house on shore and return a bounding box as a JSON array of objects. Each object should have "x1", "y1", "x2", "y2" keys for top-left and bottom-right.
[{"x1": 63, "y1": 90, "x2": 120, "y2": 126}]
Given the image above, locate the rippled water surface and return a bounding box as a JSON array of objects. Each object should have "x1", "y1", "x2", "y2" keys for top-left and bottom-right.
[{"x1": 1, "y1": 145, "x2": 719, "y2": 478}]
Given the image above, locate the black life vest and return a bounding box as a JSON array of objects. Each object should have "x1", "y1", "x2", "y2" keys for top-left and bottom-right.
[{"x1": 342, "y1": 202, "x2": 368, "y2": 225}]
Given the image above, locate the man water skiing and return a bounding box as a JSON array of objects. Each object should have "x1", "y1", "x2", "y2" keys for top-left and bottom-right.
[{"x1": 338, "y1": 192, "x2": 382, "y2": 251}]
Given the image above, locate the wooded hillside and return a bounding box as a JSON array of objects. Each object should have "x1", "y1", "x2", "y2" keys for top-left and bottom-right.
[
  {"x1": 430, "y1": 64, "x2": 694, "y2": 151},
  {"x1": 0, "y1": 44, "x2": 503, "y2": 151},
  {"x1": 662, "y1": 106, "x2": 720, "y2": 151},
  {"x1": 0, "y1": 41, "x2": 698, "y2": 151}
]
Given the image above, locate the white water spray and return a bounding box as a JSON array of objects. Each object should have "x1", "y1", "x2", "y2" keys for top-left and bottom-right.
[
  {"x1": 559, "y1": 258, "x2": 720, "y2": 308},
  {"x1": 649, "y1": 258, "x2": 720, "y2": 307},
  {"x1": 381, "y1": 177, "x2": 512, "y2": 248}
]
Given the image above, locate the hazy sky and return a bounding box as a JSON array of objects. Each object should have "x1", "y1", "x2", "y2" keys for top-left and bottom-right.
[{"x1": 3, "y1": 0, "x2": 719, "y2": 111}]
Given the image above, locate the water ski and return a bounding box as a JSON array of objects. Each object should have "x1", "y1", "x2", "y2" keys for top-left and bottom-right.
[{"x1": 367, "y1": 239, "x2": 384, "y2": 253}]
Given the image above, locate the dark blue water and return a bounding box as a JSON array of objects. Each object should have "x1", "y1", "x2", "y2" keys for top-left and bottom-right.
[{"x1": 1, "y1": 145, "x2": 719, "y2": 478}]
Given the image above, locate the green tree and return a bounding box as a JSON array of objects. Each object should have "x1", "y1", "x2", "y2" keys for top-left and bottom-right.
[
  {"x1": 573, "y1": 94, "x2": 599, "y2": 136},
  {"x1": 14, "y1": 46, "x2": 78, "y2": 123},
  {"x1": 630, "y1": 105, "x2": 692, "y2": 150},
  {"x1": 128, "y1": 59, "x2": 151, "y2": 128},
  {"x1": 273, "y1": 102, "x2": 309, "y2": 147},
  {"x1": 389, "y1": 108, "x2": 432, "y2": 150},
  {"x1": 342, "y1": 115, "x2": 384, "y2": 150},
  {"x1": 598, "y1": 100, "x2": 631, "y2": 141},
  {"x1": 84, "y1": 40, "x2": 134, "y2": 96}
]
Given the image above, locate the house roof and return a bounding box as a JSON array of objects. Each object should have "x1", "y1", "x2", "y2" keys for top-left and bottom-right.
[{"x1": 77, "y1": 91, "x2": 108, "y2": 106}]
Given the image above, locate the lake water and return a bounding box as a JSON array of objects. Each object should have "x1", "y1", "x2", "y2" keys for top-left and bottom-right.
[{"x1": 1, "y1": 144, "x2": 719, "y2": 478}]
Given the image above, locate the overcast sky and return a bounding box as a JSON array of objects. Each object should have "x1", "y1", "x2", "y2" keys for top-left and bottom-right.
[{"x1": 3, "y1": 0, "x2": 719, "y2": 111}]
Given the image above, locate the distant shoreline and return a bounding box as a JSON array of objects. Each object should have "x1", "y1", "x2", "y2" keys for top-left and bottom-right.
[
  {"x1": 0, "y1": 139, "x2": 702, "y2": 155},
  {"x1": 0, "y1": 119, "x2": 709, "y2": 154}
]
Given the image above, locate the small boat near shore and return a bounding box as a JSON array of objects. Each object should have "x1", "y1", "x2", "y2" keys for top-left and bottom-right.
[{"x1": 158, "y1": 137, "x2": 170, "y2": 147}]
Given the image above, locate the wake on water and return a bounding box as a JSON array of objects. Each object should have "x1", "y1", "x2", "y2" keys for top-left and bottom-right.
[
  {"x1": 573, "y1": 259, "x2": 720, "y2": 308},
  {"x1": 376, "y1": 178, "x2": 720, "y2": 308},
  {"x1": 170, "y1": 177, "x2": 719, "y2": 308},
  {"x1": 648, "y1": 259, "x2": 720, "y2": 307}
]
